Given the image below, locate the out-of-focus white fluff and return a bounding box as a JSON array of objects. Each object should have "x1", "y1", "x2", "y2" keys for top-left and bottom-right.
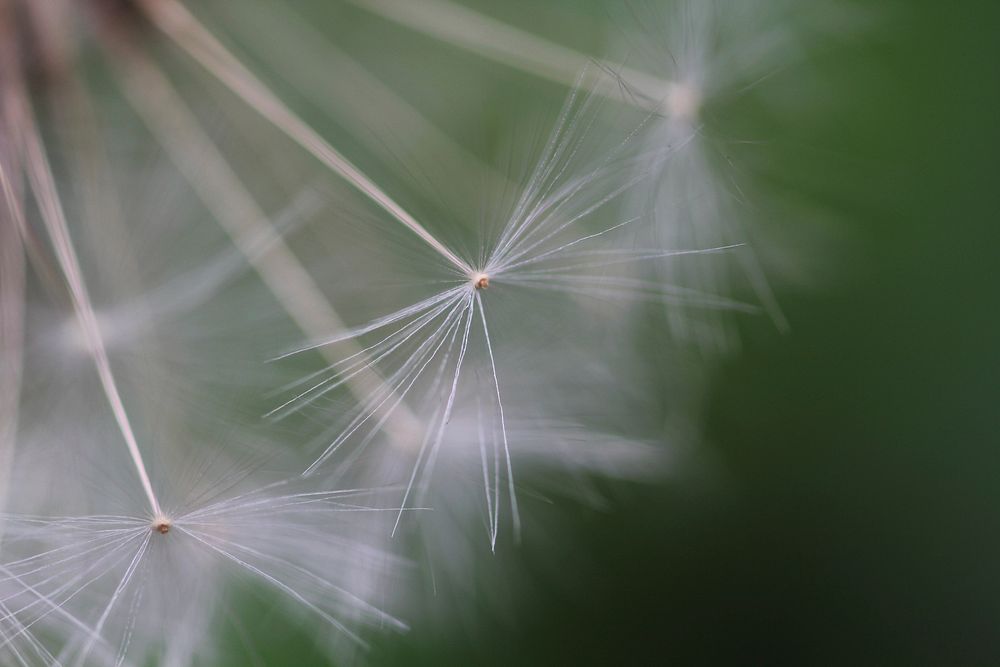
[{"x1": 608, "y1": 0, "x2": 864, "y2": 352}]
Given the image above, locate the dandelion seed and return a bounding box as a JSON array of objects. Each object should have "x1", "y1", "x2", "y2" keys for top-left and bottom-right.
[
  {"x1": 276, "y1": 76, "x2": 749, "y2": 543},
  {"x1": 0, "y1": 477, "x2": 410, "y2": 665}
]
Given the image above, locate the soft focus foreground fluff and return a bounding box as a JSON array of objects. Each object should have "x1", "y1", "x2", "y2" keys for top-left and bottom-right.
[{"x1": 0, "y1": 0, "x2": 839, "y2": 664}]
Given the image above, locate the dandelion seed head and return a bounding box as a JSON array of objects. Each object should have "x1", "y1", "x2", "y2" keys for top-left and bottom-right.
[
  {"x1": 0, "y1": 464, "x2": 409, "y2": 665},
  {"x1": 268, "y1": 66, "x2": 759, "y2": 554}
]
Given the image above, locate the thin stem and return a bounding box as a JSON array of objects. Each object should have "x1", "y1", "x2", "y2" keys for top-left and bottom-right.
[
  {"x1": 103, "y1": 31, "x2": 423, "y2": 448},
  {"x1": 11, "y1": 81, "x2": 162, "y2": 518},
  {"x1": 475, "y1": 292, "x2": 520, "y2": 541},
  {"x1": 219, "y1": 0, "x2": 512, "y2": 218},
  {"x1": 0, "y1": 149, "x2": 24, "y2": 531},
  {"x1": 0, "y1": 0, "x2": 25, "y2": 538},
  {"x1": 137, "y1": 0, "x2": 471, "y2": 275}
]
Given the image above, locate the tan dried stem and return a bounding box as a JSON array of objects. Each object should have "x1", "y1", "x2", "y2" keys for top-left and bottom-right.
[
  {"x1": 137, "y1": 0, "x2": 471, "y2": 274},
  {"x1": 0, "y1": 63, "x2": 25, "y2": 528},
  {"x1": 102, "y1": 28, "x2": 423, "y2": 449},
  {"x1": 8, "y1": 60, "x2": 162, "y2": 517}
]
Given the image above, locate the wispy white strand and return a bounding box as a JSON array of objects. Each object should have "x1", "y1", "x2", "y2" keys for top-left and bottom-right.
[
  {"x1": 74, "y1": 533, "x2": 150, "y2": 667},
  {"x1": 393, "y1": 294, "x2": 475, "y2": 536},
  {"x1": 475, "y1": 292, "x2": 520, "y2": 541},
  {"x1": 304, "y1": 295, "x2": 470, "y2": 474}
]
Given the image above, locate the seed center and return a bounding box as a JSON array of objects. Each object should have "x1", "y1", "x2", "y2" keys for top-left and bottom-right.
[
  {"x1": 473, "y1": 273, "x2": 489, "y2": 290},
  {"x1": 152, "y1": 517, "x2": 172, "y2": 535}
]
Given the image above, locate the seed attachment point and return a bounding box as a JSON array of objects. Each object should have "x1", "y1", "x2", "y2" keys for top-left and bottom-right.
[
  {"x1": 473, "y1": 273, "x2": 490, "y2": 290},
  {"x1": 664, "y1": 82, "x2": 702, "y2": 122},
  {"x1": 152, "y1": 517, "x2": 172, "y2": 535}
]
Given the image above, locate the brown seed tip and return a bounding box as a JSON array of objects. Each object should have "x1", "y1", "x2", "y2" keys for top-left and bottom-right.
[
  {"x1": 474, "y1": 274, "x2": 489, "y2": 290},
  {"x1": 153, "y1": 519, "x2": 171, "y2": 535}
]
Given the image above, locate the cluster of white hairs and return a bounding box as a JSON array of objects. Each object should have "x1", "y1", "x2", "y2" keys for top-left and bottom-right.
[{"x1": 0, "y1": 0, "x2": 844, "y2": 663}]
